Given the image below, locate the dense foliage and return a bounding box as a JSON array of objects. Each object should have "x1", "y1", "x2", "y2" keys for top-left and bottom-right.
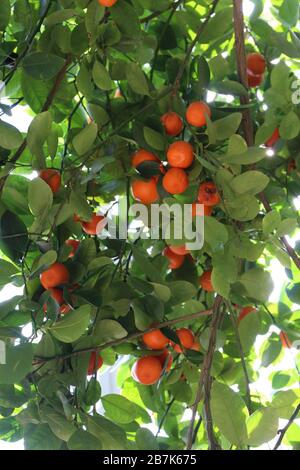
[{"x1": 0, "y1": 0, "x2": 300, "y2": 451}]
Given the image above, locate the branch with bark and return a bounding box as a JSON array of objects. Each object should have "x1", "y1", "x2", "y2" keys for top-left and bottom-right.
[
  {"x1": 186, "y1": 295, "x2": 224, "y2": 450},
  {"x1": 33, "y1": 307, "x2": 213, "y2": 364},
  {"x1": 232, "y1": 0, "x2": 300, "y2": 271},
  {"x1": 273, "y1": 404, "x2": 300, "y2": 450}
]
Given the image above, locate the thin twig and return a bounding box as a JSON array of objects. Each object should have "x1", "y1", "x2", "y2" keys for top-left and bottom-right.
[
  {"x1": 273, "y1": 404, "x2": 300, "y2": 450},
  {"x1": 33, "y1": 308, "x2": 213, "y2": 364}
]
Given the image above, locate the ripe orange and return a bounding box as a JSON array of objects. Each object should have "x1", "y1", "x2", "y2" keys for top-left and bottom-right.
[
  {"x1": 265, "y1": 128, "x2": 280, "y2": 148},
  {"x1": 247, "y1": 69, "x2": 263, "y2": 87},
  {"x1": 186, "y1": 101, "x2": 211, "y2": 127},
  {"x1": 199, "y1": 270, "x2": 213, "y2": 292},
  {"x1": 192, "y1": 202, "x2": 212, "y2": 217},
  {"x1": 40, "y1": 263, "x2": 70, "y2": 289},
  {"x1": 198, "y1": 182, "x2": 220, "y2": 206},
  {"x1": 132, "y1": 149, "x2": 159, "y2": 168},
  {"x1": 162, "y1": 168, "x2": 189, "y2": 194},
  {"x1": 279, "y1": 331, "x2": 292, "y2": 349},
  {"x1": 167, "y1": 141, "x2": 194, "y2": 169},
  {"x1": 142, "y1": 329, "x2": 169, "y2": 350},
  {"x1": 238, "y1": 306, "x2": 256, "y2": 323},
  {"x1": 246, "y1": 52, "x2": 266, "y2": 75},
  {"x1": 131, "y1": 177, "x2": 159, "y2": 204},
  {"x1": 168, "y1": 245, "x2": 189, "y2": 256},
  {"x1": 65, "y1": 239, "x2": 80, "y2": 257},
  {"x1": 158, "y1": 349, "x2": 173, "y2": 371},
  {"x1": 73, "y1": 214, "x2": 81, "y2": 222},
  {"x1": 173, "y1": 328, "x2": 195, "y2": 353},
  {"x1": 87, "y1": 352, "x2": 103, "y2": 375},
  {"x1": 161, "y1": 112, "x2": 183, "y2": 136},
  {"x1": 163, "y1": 247, "x2": 185, "y2": 270},
  {"x1": 39, "y1": 169, "x2": 61, "y2": 193},
  {"x1": 132, "y1": 356, "x2": 162, "y2": 385},
  {"x1": 49, "y1": 288, "x2": 64, "y2": 304},
  {"x1": 98, "y1": 0, "x2": 117, "y2": 7},
  {"x1": 81, "y1": 213, "x2": 105, "y2": 235}
]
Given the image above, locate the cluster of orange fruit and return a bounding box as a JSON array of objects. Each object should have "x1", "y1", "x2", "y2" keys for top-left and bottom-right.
[
  {"x1": 132, "y1": 327, "x2": 200, "y2": 385},
  {"x1": 131, "y1": 101, "x2": 212, "y2": 203}
]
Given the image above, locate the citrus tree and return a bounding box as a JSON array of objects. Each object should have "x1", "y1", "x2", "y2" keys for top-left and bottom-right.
[{"x1": 0, "y1": 0, "x2": 300, "y2": 451}]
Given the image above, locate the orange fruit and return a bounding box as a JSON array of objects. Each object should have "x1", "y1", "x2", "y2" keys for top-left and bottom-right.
[
  {"x1": 247, "y1": 69, "x2": 263, "y2": 87},
  {"x1": 73, "y1": 214, "x2": 81, "y2": 222},
  {"x1": 65, "y1": 239, "x2": 80, "y2": 258},
  {"x1": 114, "y1": 88, "x2": 122, "y2": 98},
  {"x1": 265, "y1": 128, "x2": 280, "y2": 148},
  {"x1": 162, "y1": 168, "x2": 189, "y2": 194},
  {"x1": 173, "y1": 328, "x2": 195, "y2": 353},
  {"x1": 167, "y1": 141, "x2": 194, "y2": 169},
  {"x1": 81, "y1": 213, "x2": 105, "y2": 235},
  {"x1": 168, "y1": 245, "x2": 189, "y2": 256},
  {"x1": 186, "y1": 101, "x2": 211, "y2": 127},
  {"x1": 49, "y1": 288, "x2": 64, "y2": 304},
  {"x1": 163, "y1": 247, "x2": 185, "y2": 270},
  {"x1": 98, "y1": 0, "x2": 117, "y2": 7},
  {"x1": 132, "y1": 149, "x2": 159, "y2": 168},
  {"x1": 279, "y1": 331, "x2": 292, "y2": 349},
  {"x1": 142, "y1": 329, "x2": 169, "y2": 350},
  {"x1": 199, "y1": 270, "x2": 214, "y2": 292},
  {"x1": 40, "y1": 263, "x2": 70, "y2": 289},
  {"x1": 161, "y1": 112, "x2": 183, "y2": 136},
  {"x1": 158, "y1": 349, "x2": 173, "y2": 371},
  {"x1": 246, "y1": 52, "x2": 266, "y2": 75},
  {"x1": 131, "y1": 177, "x2": 159, "y2": 204},
  {"x1": 39, "y1": 169, "x2": 61, "y2": 193},
  {"x1": 87, "y1": 352, "x2": 103, "y2": 375},
  {"x1": 132, "y1": 356, "x2": 162, "y2": 385},
  {"x1": 197, "y1": 182, "x2": 220, "y2": 206},
  {"x1": 287, "y1": 159, "x2": 296, "y2": 173},
  {"x1": 192, "y1": 202, "x2": 212, "y2": 217},
  {"x1": 238, "y1": 306, "x2": 256, "y2": 323}
]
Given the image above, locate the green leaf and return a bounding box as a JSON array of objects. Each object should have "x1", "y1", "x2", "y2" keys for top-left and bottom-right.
[
  {"x1": 199, "y1": 7, "x2": 233, "y2": 43},
  {"x1": 0, "y1": 211, "x2": 28, "y2": 263},
  {"x1": 207, "y1": 113, "x2": 242, "y2": 144},
  {"x1": 224, "y1": 147, "x2": 266, "y2": 165},
  {"x1": 136, "y1": 428, "x2": 159, "y2": 450},
  {"x1": 260, "y1": 333, "x2": 282, "y2": 367},
  {"x1": 0, "y1": 120, "x2": 23, "y2": 150},
  {"x1": 211, "y1": 381, "x2": 249, "y2": 446},
  {"x1": 167, "y1": 281, "x2": 197, "y2": 306},
  {"x1": 22, "y1": 53, "x2": 65, "y2": 80},
  {"x1": 230, "y1": 171, "x2": 269, "y2": 195},
  {"x1": 143, "y1": 127, "x2": 165, "y2": 150},
  {"x1": 28, "y1": 178, "x2": 53, "y2": 217},
  {"x1": 278, "y1": 0, "x2": 299, "y2": 27},
  {"x1": 0, "y1": 343, "x2": 33, "y2": 385},
  {"x1": 246, "y1": 407, "x2": 279, "y2": 447},
  {"x1": 92, "y1": 61, "x2": 112, "y2": 91},
  {"x1": 27, "y1": 111, "x2": 52, "y2": 157},
  {"x1": 238, "y1": 268, "x2": 274, "y2": 302},
  {"x1": 88, "y1": 414, "x2": 127, "y2": 450},
  {"x1": 24, "y1": 424, "x2": 62, "y2": 450},
  {"x1": 84, "y1": 378, "x2": 101, "y2": 406},
  {"x1": 204, "y1": 216, "x2": 228, "y2": 251},
  {"x1": 126, "y1": 63, "x2": 149, "y2": 96},
  {"x1": 93, "y1": 319, "x2": 127, "y2": 344},
  {"x1": 132, "y1": 246, "x2": 162, "y2": 282},
  {"x1": 0, "y1": 0, "x2": 11, "y2": 31},
  {"x1": 45, "y1": 9, "x2": 80, "y2": 26},
  {"x1": 276, "y1": 218, "x2": 297, "y2": 237},
  {"x1": 279, "y1": 111, "x2": 300, "y2": 140},
  {"x1": 102, "y1": 394, "x2": 138, "y2": 424},
  {"x1": 73, "y1": 122, "x2": 98, "y2": 155},
  {"x1": 263, "y1": 210, "x2": 281, "y2": 235},
  {"x1": 40, "y1": 406, "x2": 76, "y2": 441},
  {"x1": 50, "y1": 305, "x2": 91, "y2": 343},
  {"x1": 68, "y1": 429, "x2": 102, "y2": 450}
]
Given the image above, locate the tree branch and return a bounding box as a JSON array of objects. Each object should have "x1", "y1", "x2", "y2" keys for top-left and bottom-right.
[
  {"x1": 0, "y1": 54, "x2": 72, "y2": 195},
  {"x1": 33, "y1": 307, "x2": 213, "y2": 364},
  {"x1": 273, "y1": 404, "x2": 300, "y2": 450},
  {"x1": 186, "y1": 295, "x2": 224, "y2": 450},
  {"x1": 232, "y1": 0, "x2": 300, "y2": 271}
]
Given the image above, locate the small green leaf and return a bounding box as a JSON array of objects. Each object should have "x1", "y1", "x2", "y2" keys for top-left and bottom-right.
[
  {"x1": 246, "y1": 407, "x2": 279, "y2": 447},
  {"x1": 22, "y1": 53, "x2": 65, "y2": 80},
  {"x1": 73, "y1": 122, "x2": 98, "y2": 155},
  {"x1": 230, "y1": 171, "x2": 269, "y2": 195},
  {"x1": 50, "y1": 305, "x2": 91, "y2": 343},
  {"x1": 126, "y1": 63, "x2": 149, "y2": 96},
  {"x1": 0, "y1": 120, "x2": 23, "y2": 150},
  {"x1": 92, "y1": 61, "x2": 112, "y2": 91},
  {"x1": 28, "y1": 178, "x2": 53, "y2": 217}
]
